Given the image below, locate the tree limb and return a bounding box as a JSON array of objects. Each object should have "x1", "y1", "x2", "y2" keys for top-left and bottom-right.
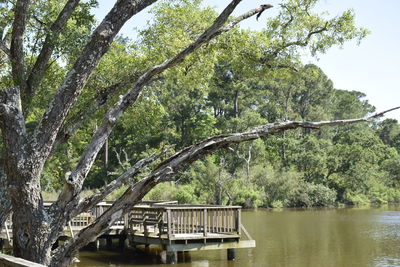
[
  {"x1": 72, "y1": 150, "x2": 166, "y2": 217},
  {"x1": 0, "y1": 25, "x2": 6, "y2": 54},
  {"x1": 25, "y1": 0, "x2": 81, "y2": 103},
  {"x1": 53, "y1": 72, "x2": 143, "y2": 150},
  {"x1": 262, "y1": 22, "x2": 329, "y2": 64},
  {"x1": 0, "y1": 87, "x2": 28, "y2": 163},
  {"x1": 0, "y1": 41, "x2": 11, "y2": 58},
  {"x1": 10, "y1": 0, "x2": 30, "y2": 89}
]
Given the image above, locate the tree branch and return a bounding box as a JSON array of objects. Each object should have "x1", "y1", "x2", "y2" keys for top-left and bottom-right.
[
  {"x1": 72, "y1": 150, "x2": 166, "y2": 217},
  {"x1": 25, "y1": 0, "x2": 81, "y2": 103},
  {"x1": 212, "y1": 4, "x2": 273, "y2": 37},
  {"x1": 0, "y1": 41, "x2": 11, "y2": 58},
  {"x1": 0, "y1": 86, "x2": 27, "y2": 149},
  {"x1": 262, "y1": 22, "x2": 330, "y2": 64},
  {"x1": 53, "y1": 72, "x2": 144, "y2": 150},
  {"x1": 10, "y1": 0, "x2": 30, "y2": 89},
  {"x1": 0, "y1": 25, "x2": 6, "y2": 54}
]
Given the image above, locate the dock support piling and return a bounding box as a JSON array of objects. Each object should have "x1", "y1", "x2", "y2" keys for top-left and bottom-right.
[
  {"x1": 166, "y1": 251, "x2": 177, "y2": 264},
  {"x1": 118, "y1": 235, "x2": 126, "y2": 251},
  {"x1": 106, "y1": 236, "x2": 112, "y2": 249},
  {"x1": 227, "y1": 248, "x2": 236, "y2": 261}
]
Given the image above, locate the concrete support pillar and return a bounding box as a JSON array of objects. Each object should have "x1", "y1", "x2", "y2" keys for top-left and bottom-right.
[
  {"x1": 227, "y1": 248, "x2": 236, "y2": 261},
  {"x1": 166, "y1": 251, "x2": 177, "y2": 264}
]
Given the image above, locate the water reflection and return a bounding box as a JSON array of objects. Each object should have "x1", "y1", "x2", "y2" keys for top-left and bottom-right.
[{"x1": 75, "y1": 206, "x2": 400, "y2": 267}]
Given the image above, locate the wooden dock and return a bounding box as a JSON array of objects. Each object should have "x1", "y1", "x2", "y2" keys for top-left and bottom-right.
[{"x1": 1, "y1": 201, "x2": 255, "y2": 264}]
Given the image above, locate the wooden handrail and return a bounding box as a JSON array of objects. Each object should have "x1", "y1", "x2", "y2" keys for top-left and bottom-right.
[{"x1": 2, "y1": 202, "x2": 242, "y2": 241}]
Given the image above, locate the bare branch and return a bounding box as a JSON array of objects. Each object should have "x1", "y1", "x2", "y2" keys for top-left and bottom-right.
[
  {"x1": 0, "y1": 41, "x2": 11, "y2": 58},
  {"x1": 280, "y1": 3, "x2": 294, "y2": 29},
  {"x1": 25, "y1": 0, "x2": 81, "y2": 101},
  {"x1": 73, "y1": 150, "x2": 166, "y2": 217},
  {"x1": 139, "y1": 107, "x2": 400, "y2": 182},
  {"x1": 0, "y1": 21, "x2": 12, "y2": 58},
  {"x1": 10, "y1": 0, "x2": 30, "y2": 88},
  {"x1": 51, "y1": 71, "x2": 165, "y2": 151},
  {"x1": 214, "y1": 4, "x2": 273, "y2": 36},
  {"x1": 53, "y1": 78, "x2": 132, "y2": 149},
  {"x1": 262, "y1": 22, "x2": 330, "y2": 64}
]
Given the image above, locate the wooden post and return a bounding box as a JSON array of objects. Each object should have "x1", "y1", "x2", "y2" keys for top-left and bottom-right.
[
  {"x1": 237, "y1": 209, "x2": 241, "y2": 235},
  {"x1": 4, "y1": 221, "x2": 11, "y2": 243},
  {"x1": 68, "y1": 221, "x2": 74, "y2": 238},
  {"x1": 167, "y1": 209, "x2": 172, "y2": 239},
  {"x1": 118, "y1": 235, "x2": 126, "y2": 251},
  {"x1": 203, "y1": 209, "x2": 207, "y2": 237},
  {"x1": 227, "y1": 248, "x2": 236, "y2": 261},
  {"x1": 124, "y1": 213, "x2": 129, "y2": 230},
  {"x1": 106, "y1": 236, "x2": 112, "y2": 249},
  {"x1": 166, "y1": 251, "x2": 177, "y2": 264},
  {"x1": 104, "y1": 136, "x2": 108, "y2": 169}
]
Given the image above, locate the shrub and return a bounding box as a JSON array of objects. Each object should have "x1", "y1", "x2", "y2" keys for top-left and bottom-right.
[
  {"x1": 289, "y1": 182, "x2": 336, "y2": 207},
  {"x1": 173, "y1": 184, "x2": 198, "y2": 204}
]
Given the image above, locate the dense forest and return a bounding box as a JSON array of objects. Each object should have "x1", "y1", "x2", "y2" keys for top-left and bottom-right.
[{"x1": 31, "y1": 0, "x2": 400, "y2": 208}]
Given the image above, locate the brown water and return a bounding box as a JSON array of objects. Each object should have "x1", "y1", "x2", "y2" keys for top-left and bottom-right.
[{"x1": 75, "y1": 206, "x2": 400, "y2": 267}]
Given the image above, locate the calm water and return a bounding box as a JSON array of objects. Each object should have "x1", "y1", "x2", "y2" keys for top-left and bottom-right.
[{"x1": 75, "y1": 206, "x2": 400, "y2": 267}]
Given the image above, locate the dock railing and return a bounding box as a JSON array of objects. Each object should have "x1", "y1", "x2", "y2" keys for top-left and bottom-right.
[
  {"x1": 127, "y1": 205, "x2": 242, "y2": 240},
  {"x1": 2, "y1": 202, "x2": 242, "y2": 242}
]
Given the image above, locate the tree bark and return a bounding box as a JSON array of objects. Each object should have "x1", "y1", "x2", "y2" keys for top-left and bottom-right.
[
  {"x1": 0, "y1": 87, "x2": 51, "y2": 263},
  {"x1": 0, "y1": 160, "x2": 11, "y2": 229},
  {"x1": 10, "y1": 0, "x2": 30, "y2": 89}
]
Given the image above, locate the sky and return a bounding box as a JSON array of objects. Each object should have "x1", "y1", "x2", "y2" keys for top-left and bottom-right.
[{"x1": 95, "y1": 0, "x2": 400, "y2": 121}]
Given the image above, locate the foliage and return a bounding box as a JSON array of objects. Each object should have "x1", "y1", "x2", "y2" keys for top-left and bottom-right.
[{"x1": 20, "y1": 0, "x2": 398, "y2": 211}]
